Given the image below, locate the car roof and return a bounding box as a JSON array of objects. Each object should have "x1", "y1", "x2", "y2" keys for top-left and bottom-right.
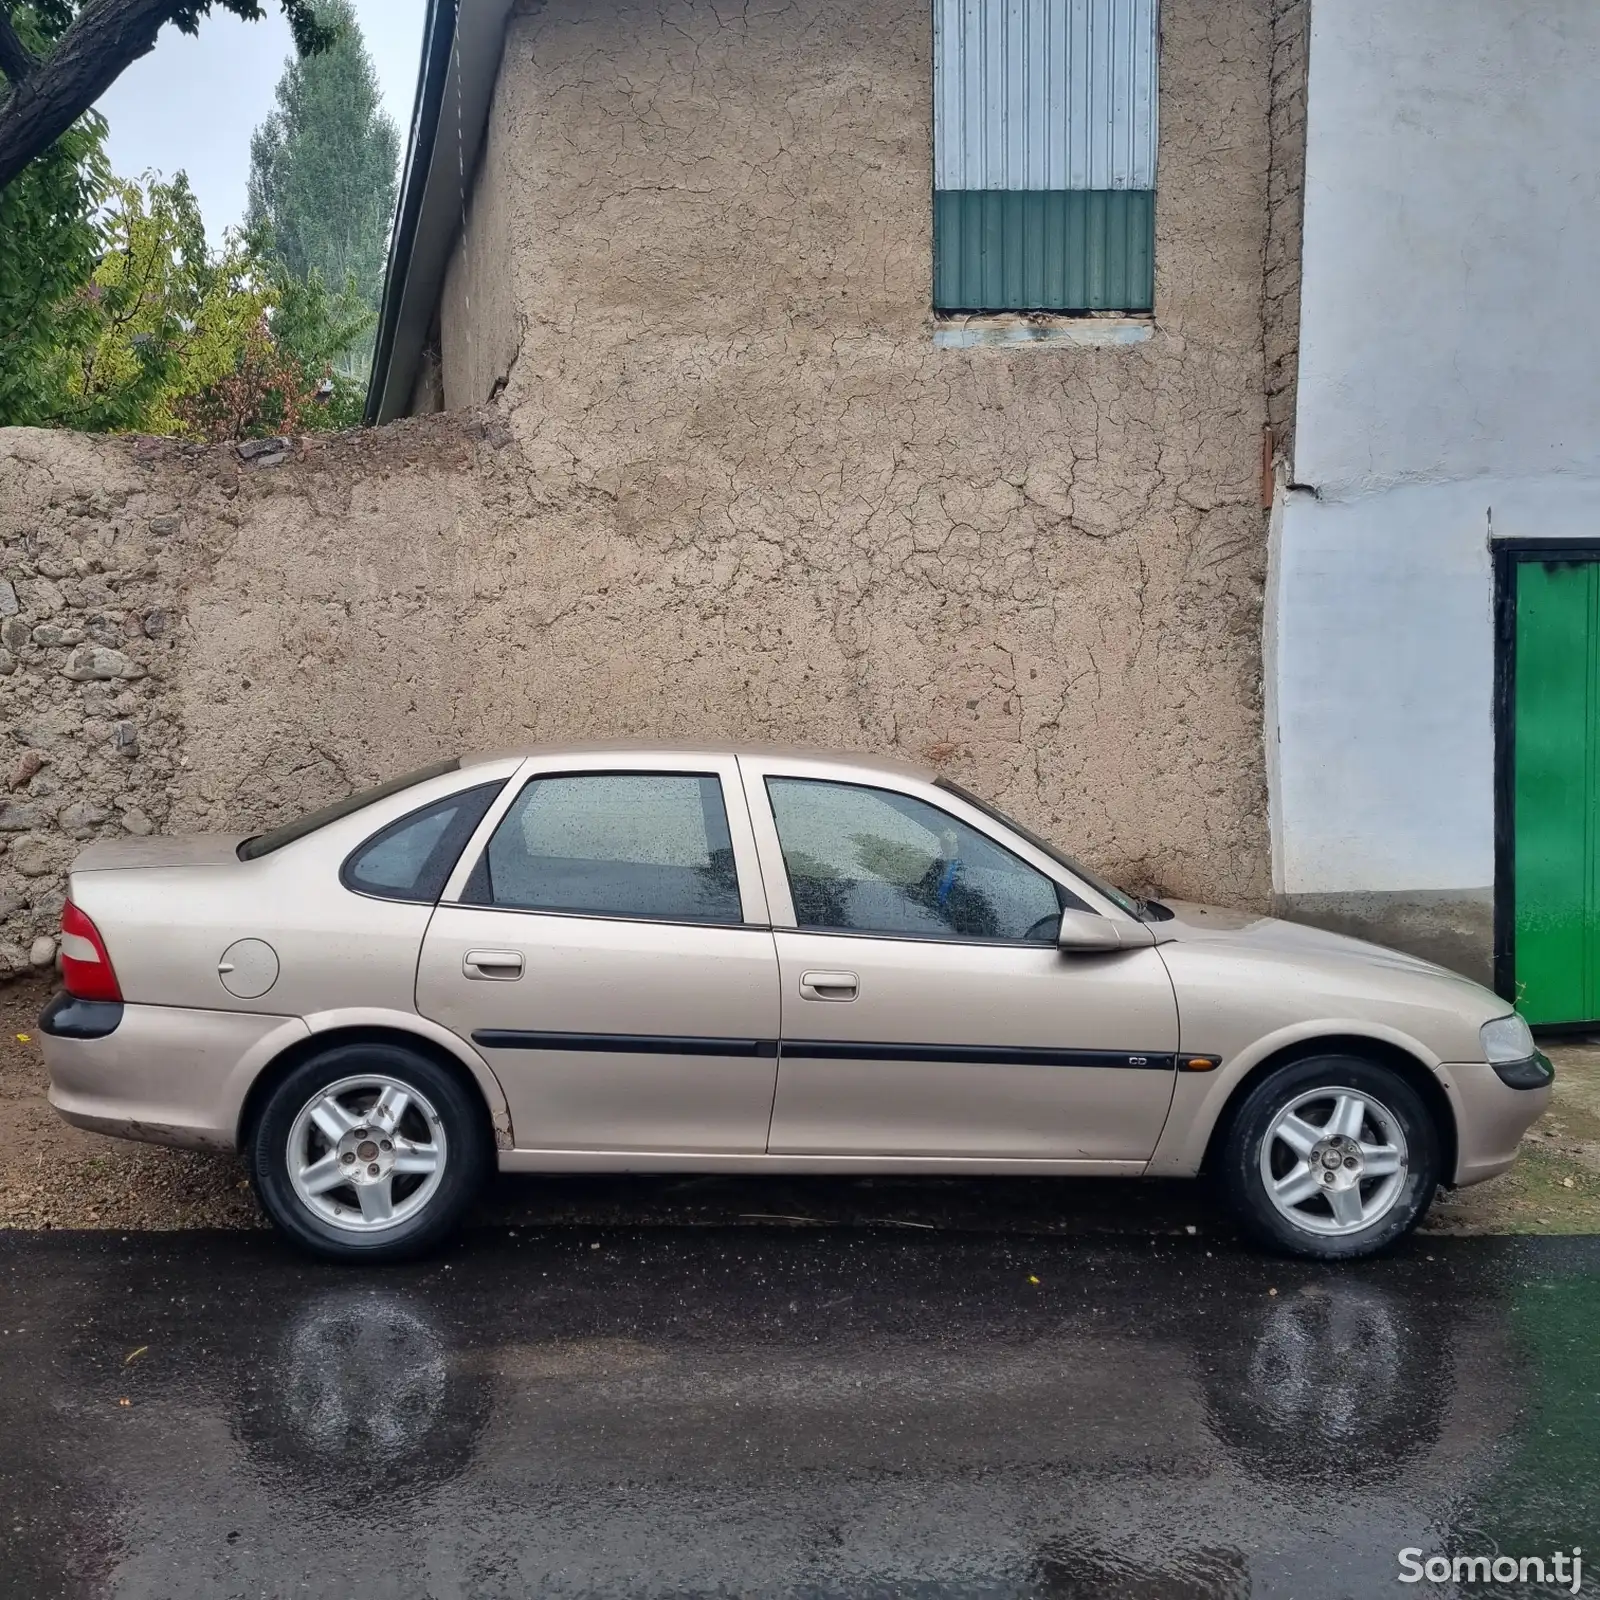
[{"x1": 457, "y1": 741, "x2": 936, "y2": 783}]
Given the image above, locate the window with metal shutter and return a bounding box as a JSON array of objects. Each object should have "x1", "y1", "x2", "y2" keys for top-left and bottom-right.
[{"x1": 933, "y1": 0, "x2": 1159, "y2": 313}]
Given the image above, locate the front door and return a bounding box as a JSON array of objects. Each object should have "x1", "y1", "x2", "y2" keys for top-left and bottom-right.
[
  {"x1": 745, "y1": 765, "x2": 1180, "y2": 1163},
  {"x1": 1509, "y1": 555, "x2": 1600, "y2": 1024},
  {"x1": 417, "y1": 760, "x2": 781, "y2": 1152}
]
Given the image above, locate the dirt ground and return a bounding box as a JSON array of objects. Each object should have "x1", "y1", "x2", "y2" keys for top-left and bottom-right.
[{"x1": 2, "y1": 971, "x2": 1598, "y2": 1236}]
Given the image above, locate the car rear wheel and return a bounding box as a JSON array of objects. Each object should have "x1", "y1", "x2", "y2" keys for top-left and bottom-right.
[
  {"x1": 249, "y1": 1043, "x2": 490, "y2": 1263},
  {"x1": 1219, "y1": 1055, "x2": 1441, "y2": 1260}
]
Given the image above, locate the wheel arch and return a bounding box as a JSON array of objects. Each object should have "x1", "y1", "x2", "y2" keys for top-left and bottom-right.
[
  {"x1": 1198, "y1": 1033, "x2": 1459, "y2": 1182},
  {"x1": 237, "y1": 1017, "x2": 513, "y2": 1154}
]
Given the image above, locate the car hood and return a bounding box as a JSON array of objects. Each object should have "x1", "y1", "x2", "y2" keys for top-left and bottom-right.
[{"x1": 1152, "y1": 901, "x2": 1473, "y2": 982}]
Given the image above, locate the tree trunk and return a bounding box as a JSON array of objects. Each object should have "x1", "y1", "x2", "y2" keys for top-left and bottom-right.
[{"x1": 0, "y1": 0, "x2": 178, "y2": 192}]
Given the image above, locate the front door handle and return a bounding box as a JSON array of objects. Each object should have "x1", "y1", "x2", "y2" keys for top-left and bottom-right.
[
  {"x1": 799, "y1": 970, "x2": 858, "y2": 1002},
  {"x1": 463, "y1": 949, "x2": 524, "y2": 981}
]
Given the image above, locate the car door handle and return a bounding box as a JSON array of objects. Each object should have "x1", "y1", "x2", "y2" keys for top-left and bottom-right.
[
  {"x1": 463, "y1": 950, "x2": 524, "y2": 981},
  {"x1": 799, "y1": 970, "x2": 858, "y2": 1002}
]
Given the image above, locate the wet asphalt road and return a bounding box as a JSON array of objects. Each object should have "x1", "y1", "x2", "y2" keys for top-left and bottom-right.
[{"x1": 1, "y1": 1216, "x2": 1598, "y2": 1600}]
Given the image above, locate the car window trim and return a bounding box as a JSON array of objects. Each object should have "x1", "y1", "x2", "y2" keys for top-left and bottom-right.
[
  {"x1": 436, "y1": 900, "x2": 768, "y2": 933},
  {"x1": 768, "y1": 924, "x2": 1064, "y2": 952},
  {"x1": 760, "y1": 773, "x2": 1082, "y2": 942},
  {"x1": 459, "y1": 766, "x2": 753, "y2": 927}
]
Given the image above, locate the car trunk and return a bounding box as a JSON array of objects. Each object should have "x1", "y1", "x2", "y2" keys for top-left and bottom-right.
[{"x1": 71, "y1": 836, "x2": 249, "y2": 872}]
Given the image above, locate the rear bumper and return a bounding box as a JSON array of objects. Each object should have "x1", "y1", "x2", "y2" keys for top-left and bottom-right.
[
  {"x1": 40, "y1": 993, "x2": 308, "y2": 1152},
  {"x1": 1443, "y1": 1058, "x2": 1553, "y2": 1186}
]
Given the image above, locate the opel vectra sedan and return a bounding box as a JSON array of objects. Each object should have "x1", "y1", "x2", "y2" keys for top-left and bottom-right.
[{"x1": 38, "y1": 746, "x2": 1551, "y2": 1262}]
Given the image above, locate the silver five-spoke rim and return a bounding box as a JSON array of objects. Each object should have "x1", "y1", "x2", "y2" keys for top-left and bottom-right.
[
  {"x1": 287, "y1": 1075, "x2": 448, "y2": 1234},
  {"x1": 1260, "y1": 1086, "x2": 1408, "y2": 1237}
]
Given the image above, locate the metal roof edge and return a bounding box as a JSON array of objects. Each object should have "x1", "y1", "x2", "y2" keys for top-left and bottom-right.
[{"x1": 364, "y1": 0, "x2": 516, "y2": 426}]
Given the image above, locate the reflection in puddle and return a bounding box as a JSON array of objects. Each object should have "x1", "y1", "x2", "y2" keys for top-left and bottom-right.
[
  {"x1": 232, "y1": 1288, "x2": 490, "y2": 1504},
  {"x1": 1205, "y1": 1282, "x2": 1445, "y2": 1487}
]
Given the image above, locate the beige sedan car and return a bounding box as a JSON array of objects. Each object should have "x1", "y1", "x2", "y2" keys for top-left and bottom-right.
[{"x1": 39, "y1": 746, "x2": 1550, "y2": 1262}]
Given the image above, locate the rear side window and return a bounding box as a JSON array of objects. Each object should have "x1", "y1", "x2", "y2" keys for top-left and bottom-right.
[
  {"x1": 342, "y1": 782, "x2": 505, "y2": 903},
  {"x1": 463, "y1": 773, "x2": 742, "y2": 924}
]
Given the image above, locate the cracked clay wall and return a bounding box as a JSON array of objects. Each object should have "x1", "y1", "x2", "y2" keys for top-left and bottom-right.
[
  {"x1": 1265, "y1": 0, "x2": 1309, "y2": 469},
  {"x1": 432, "y1": 0, "x2": 1276, "y2": 903},
  {"x1": 0, "y1": 0, "x2": 1276, "y2": 966}
]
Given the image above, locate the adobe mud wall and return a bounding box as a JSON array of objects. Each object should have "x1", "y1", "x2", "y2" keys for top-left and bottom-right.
[
  {"x1": 430, "y1": 0, "x2": 1277, "y2": 898},
  {"x1": 0, "y1": 0, "x2": 1281, "y2": 967},
  {"x1": 3, "y1": 378, "x2": 1267, "y2": 969}
]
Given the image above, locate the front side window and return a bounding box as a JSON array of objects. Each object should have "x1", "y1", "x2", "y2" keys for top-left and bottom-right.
[
  {"x1": 766, "y1": 778, "x2": 1067, "y2": 943},
  {"x1": 932, "y1": 0, "x2": 1159, "y2": 313},
  {"x1": 466, "y1": 773, "x2": 742, "y2": 924}
]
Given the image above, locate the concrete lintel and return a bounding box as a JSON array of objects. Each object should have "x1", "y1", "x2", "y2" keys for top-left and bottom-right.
[{"x1": 933, "y1": 316, "x2": 1154, "y2": 350}]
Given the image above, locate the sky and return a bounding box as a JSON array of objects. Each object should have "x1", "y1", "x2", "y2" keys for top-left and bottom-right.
[{"x1": 99, "y1": 0, "x2": 428, "y2": 247}]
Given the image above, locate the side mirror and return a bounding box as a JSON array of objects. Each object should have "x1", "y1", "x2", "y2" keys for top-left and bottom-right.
[{"x1": 1056, "y1": 909, "x2": 1151, "y2": 952}]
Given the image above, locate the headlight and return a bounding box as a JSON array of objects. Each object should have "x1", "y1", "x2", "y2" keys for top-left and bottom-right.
[{"x1": 1480, "y1": 1014, "x2": 1536, "y2": 1064}]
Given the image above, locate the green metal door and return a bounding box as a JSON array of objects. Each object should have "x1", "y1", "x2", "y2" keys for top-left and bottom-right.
[{"x1": 1513, "y1": 558, "x2": 1600, "y2": 1023}]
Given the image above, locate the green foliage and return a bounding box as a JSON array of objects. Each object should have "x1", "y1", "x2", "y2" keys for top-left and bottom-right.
[
  {"x1": 0, "y1": 1, "x2": 378, "y2": 436},
  {"x1": 46, "y1": 171, "x2": 277, "y2": 433},
  {"x1": 0, "y1": 110, "x2": 108, "y2": 424},
  {"x1": 1, "y1": 162, "x2": 362, "y2": 438},
  {"x1": 267, "y1": 262, "x2": 372, "y2": 427},
  {"x1": 0, "y1": 5, "x2": 109, "y2": 424},
  {"x1": 247, "y1": 0, "x2": 397, "y2": 377},
  {"x1": 167, "y1": 2, "x2": 336, "y2": 57},
  {"x1": 11, "y1": 2, "x2": 339, "y2": 62}
]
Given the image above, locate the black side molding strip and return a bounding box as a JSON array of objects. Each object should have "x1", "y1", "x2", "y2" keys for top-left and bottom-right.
[
  {"x1": 39, "y1": 991, "x2": 124, "y2": 1040},
  {"x1": 783, "y1": 1040, "x2": 1177, "y2": 1070},
  {"x1": 473, "y1": 1030, "x2": 779, "y2": 1059},
  {"x1": 471, "y1": 1030, "x2": 1179, "y2": 1070}
]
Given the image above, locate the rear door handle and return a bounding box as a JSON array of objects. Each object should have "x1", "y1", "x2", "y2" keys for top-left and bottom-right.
[
  {"x1": 463, "y1": 949, "x2": 524, "y2": 981},
  {"x1": 799, "y1": 970, "x2": 858, "y2": 1002}
]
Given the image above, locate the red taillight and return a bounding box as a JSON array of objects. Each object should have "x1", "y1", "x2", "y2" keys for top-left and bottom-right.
[{"x1": 60, "y1": 901, "x2": 122, "y2": 1003}]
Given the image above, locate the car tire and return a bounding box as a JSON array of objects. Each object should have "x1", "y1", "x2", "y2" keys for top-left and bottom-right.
[
  {"x1": 249, "y1": 1042, "x2": 490, "y2": 1264},
  {"x1": 1219, "y1": 1054, "x2": 1441, "y2": 1260}
]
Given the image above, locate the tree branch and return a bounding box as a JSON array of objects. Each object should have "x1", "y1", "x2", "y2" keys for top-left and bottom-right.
[
  {"x1": 0, "y1": 8, "x2": 40, "y2": 86},
  {"x1": 0, "y1": 0, "x2": 177, "y2": 191}
]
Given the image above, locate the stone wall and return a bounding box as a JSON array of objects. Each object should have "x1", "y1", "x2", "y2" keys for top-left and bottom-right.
[{"x1": 0, "y1": 431, "x2": 194, "y2": 976}]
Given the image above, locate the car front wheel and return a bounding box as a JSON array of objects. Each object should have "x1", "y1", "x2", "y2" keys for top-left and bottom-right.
[
  {"x1": 1219, "y1": 1055, "x2": 1441, "y2": 1260},
  {"x1": 249, "y1": 1042, "x2": 490, "y2": 1263}
]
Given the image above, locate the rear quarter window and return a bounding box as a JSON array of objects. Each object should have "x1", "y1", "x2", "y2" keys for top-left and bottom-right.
[{"x1": 341, "y1": 782, "x2": 506, "y2": 903}]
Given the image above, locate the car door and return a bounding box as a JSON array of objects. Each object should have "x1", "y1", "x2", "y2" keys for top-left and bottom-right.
[
  {"x1": 416, "y1": 754, "x2": 781, "y2": 1154},
  {"x1": 742, "y1": 758, "x2": 1179, "y2": 1165}
]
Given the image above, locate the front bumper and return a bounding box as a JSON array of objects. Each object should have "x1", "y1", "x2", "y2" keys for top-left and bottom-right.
[
  {"x1": 1444, "y1": 1056, "x2": 1554, "y2": 1187},
  {"x1": 40, "y1": 993, "x2": 308, "y2": 1152}
]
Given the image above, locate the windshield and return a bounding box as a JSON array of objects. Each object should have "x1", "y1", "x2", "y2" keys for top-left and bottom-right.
[
  {"x1": 934, "y1": 778, "x2": 1154, "y2": 919},
  {"x1": 238, "y1": 760, "x2": 462, "y2": 861}
]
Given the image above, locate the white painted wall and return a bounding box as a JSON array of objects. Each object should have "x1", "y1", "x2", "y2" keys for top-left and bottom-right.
[{"x1": 1271, "y1": 0, "x2": 1600, "y2": 897}]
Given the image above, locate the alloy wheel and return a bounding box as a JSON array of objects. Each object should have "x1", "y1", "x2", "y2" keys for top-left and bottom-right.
[
  {"x1": 285, "y1": 1074, "x2": 448, "y2": 1233},
  {"x1": 1258, "y1": 1085, "x2": 1409, "y2": 1237}
]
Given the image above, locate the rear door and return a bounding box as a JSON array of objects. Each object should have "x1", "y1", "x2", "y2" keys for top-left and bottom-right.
[
  {"x1": 417, "y1": 754, "x2": 781, "y2": 1153},
  {"x1": 742, "y1": 758, "x2": 1179, "y2": 1164}
]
